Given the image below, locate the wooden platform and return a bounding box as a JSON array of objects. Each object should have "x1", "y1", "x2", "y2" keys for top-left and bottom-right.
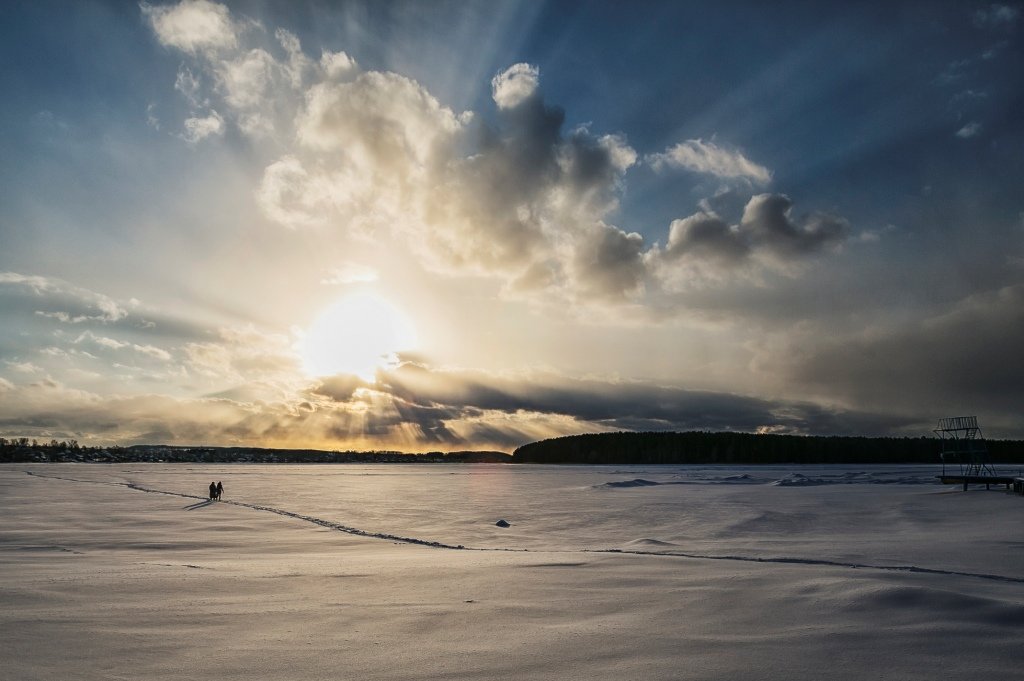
[{"x1": 937, "y1": 475, "x2": 1016, "y2": 490}]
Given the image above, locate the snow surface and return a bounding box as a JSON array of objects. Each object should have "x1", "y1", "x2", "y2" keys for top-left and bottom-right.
[{"x1": 2, "y1": 463, "x2": 1022, "y2": 680}]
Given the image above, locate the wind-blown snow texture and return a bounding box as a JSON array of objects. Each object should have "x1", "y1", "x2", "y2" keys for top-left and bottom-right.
[{"x1": 2, "y1": 464, "x2": 1022, "y2": 680}]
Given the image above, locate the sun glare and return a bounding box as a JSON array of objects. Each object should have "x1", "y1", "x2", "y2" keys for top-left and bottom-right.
[{"x1": 301, "y1": 292, "x2": 418, "y2": 380}]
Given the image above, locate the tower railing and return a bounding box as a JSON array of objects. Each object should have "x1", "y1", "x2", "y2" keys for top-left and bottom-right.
[{"x1": 934, "y1": 415, "x2": 994, "y2": 477}]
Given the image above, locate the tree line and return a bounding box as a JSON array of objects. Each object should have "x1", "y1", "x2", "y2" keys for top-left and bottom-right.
[
  {"x1": 511, "y1": 431, "x2": 1024, "y2": 465},
  {"x1": 0, "y1": 439, "x2": 511, "y2": 464}
]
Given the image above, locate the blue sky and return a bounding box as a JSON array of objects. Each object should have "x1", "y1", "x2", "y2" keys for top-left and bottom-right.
[{"x1": 1, "y1": 1, "x2": 1022, "y2": 448}]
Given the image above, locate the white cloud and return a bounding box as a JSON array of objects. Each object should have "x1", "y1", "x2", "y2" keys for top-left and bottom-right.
[
  {"x1": 148, "y1": 0, "x2": 848, "y2": 315},
  {"x1": 647, "y1": 138, "x2": 771, "y2": 184},
  {"x1": 0, "y1": 271, "x2": 57, "y2": 291},
  {"x1": 599, "y1": 134, "x2": 638, "y2": 173},
  {"x1": 491, "y1": 63, "x2": 540, "y2": 109},
  {"x1": 296, "y1": 72, "x2": 465, "y2": 166},
  {"x1": 0, "y1": 272, "x2": 129, "y2": 324},
  {"x1": 181, "y1": 110, "x2": 224, "y2": 143},
  {"x1": 138, "y1": 346, "x2": 173, "y2": 361},
  {"x1": 5, "y1": 361, "x2": 42, "y2": 374},
  {"x1": 174, "y1": 65, "x2": 203, "y2": 106},
  {"x1": 146, "y1": 103, "x2": 161, "y2": 130},
  {"x1": 255, "y1": 155, "x2": 374, "y2": 230},
  {"x1": 321, "y1": 264, "x2": 379, "y2": 285},
  {"x1": 142, "y1": 0, "x2": 238, "y2": 55},
  {"x1": 79, "y1": 333, "x2": 127, "y2": 350},
  {"x1": 276, "y1": 29, "x2": 311, "y2": 88},
  {"x1": 320, "y1": 50, "x2": 357, "y2": 80},
  {"x1": 183, "y1": 325, "x2": 300, "y2": 385},
  {"x1": 255, "y1": 156, "x2": 318, "y2": 229},
  {"x1": 73, "y1": 331, "x2": 172, "y2": 362},
  {"x1": 217, "y1": 48, "x2": 277, "y2": 110},
  {"x1": 956, "y1": 121, "x2": 982, "y2": 138}
]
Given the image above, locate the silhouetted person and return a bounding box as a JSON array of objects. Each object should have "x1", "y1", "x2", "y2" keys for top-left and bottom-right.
[
  {"x1": 209, "y1": 481, "x2": 217, "y2": 500},
  {"x1": 216, "y1": 481, "x2": 223, "y2": 500}
]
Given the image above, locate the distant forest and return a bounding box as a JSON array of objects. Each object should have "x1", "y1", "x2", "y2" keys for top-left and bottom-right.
[{"x1": 511, "y1": 431, "x2": 1024, "y2": 465}]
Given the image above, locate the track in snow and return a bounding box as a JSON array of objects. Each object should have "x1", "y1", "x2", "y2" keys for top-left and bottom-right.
[{"x1": 24, "y1": 470, "x2": 1024, "y2": 585}]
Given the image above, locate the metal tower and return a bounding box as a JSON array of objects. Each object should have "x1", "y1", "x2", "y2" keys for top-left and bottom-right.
[{"x1": 934, "y1": 416, "x2": 994, "y2": 477}]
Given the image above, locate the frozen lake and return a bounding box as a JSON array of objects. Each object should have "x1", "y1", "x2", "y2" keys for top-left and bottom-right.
[{"x1": 2, "y1": 463, "x2": 1022, "y2": 680}]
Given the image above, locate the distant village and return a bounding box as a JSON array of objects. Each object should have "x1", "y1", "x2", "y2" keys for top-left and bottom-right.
[{"x1": 0, "y1": 438, "x2": 511, "y2": 464}]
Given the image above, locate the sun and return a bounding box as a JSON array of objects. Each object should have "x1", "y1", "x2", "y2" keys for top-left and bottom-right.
[{"x1": 301, "y1": 292, "x2": 417, "y2": 380}]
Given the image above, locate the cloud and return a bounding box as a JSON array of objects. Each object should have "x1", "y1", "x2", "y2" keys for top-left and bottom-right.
[
  {"x1": 74, "y1": 332, "x2": 173, "y2": 362},
  {"x1": 571, "y1": 224, "x2": 646, "y2": 300},
  {"x1": 5, "y1": 361, "x2": 42, "y2": 374},
  {"x1": 648, "y1": 138, "x2": 771, "y2": 184},
  {"x1": 275, "y1": 28, "x2": 312, "y2": 88},
  {"x1": 0, "y1": 343, "x2": 932, "y2": 449},
  {"x1": 254, "y1": 155, "x2": 325, "y2": 229},
  {"x1": 181, "y1": 110, "x2": 223, "y2": 143},
  {"x1": 951, "y1": 89, "x2": 988, "y2": 104},
  {"x1": 296, "y1": 71, "x2": 465, "y2": 164},
  {"x1": 142, "y1": 0, "x2": 238, "y2": 55},
  {"x1": 1, "y1": 272, "x2": 129, "y2": 324},
  {"x1": 217, "y1": 48, "x2": 277, "y2": 111},
  {"x1": 146, "y1": 2, "x2": 312, "y2": 142},
  {"x1": 491, "y1": 63, "x2": 540, "y2": 109},
  {"x1": 775, "y1": 284, "x2": 1024, "y2": 433},
  {"x1": 183, "y1": 325, "x2": 300, "y2": 384},
  {"x1": 146, "y1": 102, "x2": 161, "y2": 130},
  {"x1": 152, "y1": 3, "x2": 847, "y2": 312},
  {"x1": 319, "y1": 50, "x2": 357, "y2": 80},
  {"x1": 320, "y1": 263, "x2": 379, "y2": 285},
  {"x1": 133, "y1": 344, "x2": 173, "y2": 361},
  {"x1": 973, "y1": 4, "x2": 1020, "y2": 30},
  {"x1": 955, "y1": 121, "x2": 982, "y2": 138},
  {"x1": 0, "y1": 271, "x2": 278, "y2": 397},
  {"x1": 656, "y1": 194, "x2": 847, "y2": 274},
  {"x1": 663, "y1": 212, "x2": 750, "y2": 265},
  {"x1": 741, "y1": 193, "x2": 847, "y2": 258},
  {"x1": 174, "y1": 65, "x2": 203, "y2": 106},
  {"x1": 258, "y1": 51, "x2": 647, "y2": 303},
  {"x1": 373, "y1": 362, "x2": 916, "y2": 437},
  {"x1": 141, "y1": 0, "x2": 236, "y2": 54}
]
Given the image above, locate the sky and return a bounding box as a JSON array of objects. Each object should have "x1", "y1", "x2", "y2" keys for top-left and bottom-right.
[{"x1": 1, "y1": 0, "x2": 1023, "y2": 450}]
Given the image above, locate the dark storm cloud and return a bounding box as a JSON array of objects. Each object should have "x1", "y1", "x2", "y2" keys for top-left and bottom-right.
[
  {"x1": 490, "y1": 91, "x2": 565, "y2": 193},
  {"x1": 740, "y1": 194, "x2": 848, "y2": 258},
  {"x1": 572, "y1": 224, "x2": 646, "y2": 300},
  {"x1": 782, "y1": 284, "x2": 1024, "y2": 432},
  {"x1": 663, "y1": 212, "x2": 750, "y2": 265},
  {"x1": 658, "y1": 194, "x2": 848, "y2": 272},
  {"x1": 371, "y1": 362, "x2": 916, "y2": 437}
]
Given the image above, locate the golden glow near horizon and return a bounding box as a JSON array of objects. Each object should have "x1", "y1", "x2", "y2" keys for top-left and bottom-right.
[{"x1": 300, "y1": 291, "x2": 418, "y2": 380}]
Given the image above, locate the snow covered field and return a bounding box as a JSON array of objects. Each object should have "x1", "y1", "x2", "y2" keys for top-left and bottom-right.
[{"x1": 2, "y1": 463, "x2": 1022, "y2": 680}]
